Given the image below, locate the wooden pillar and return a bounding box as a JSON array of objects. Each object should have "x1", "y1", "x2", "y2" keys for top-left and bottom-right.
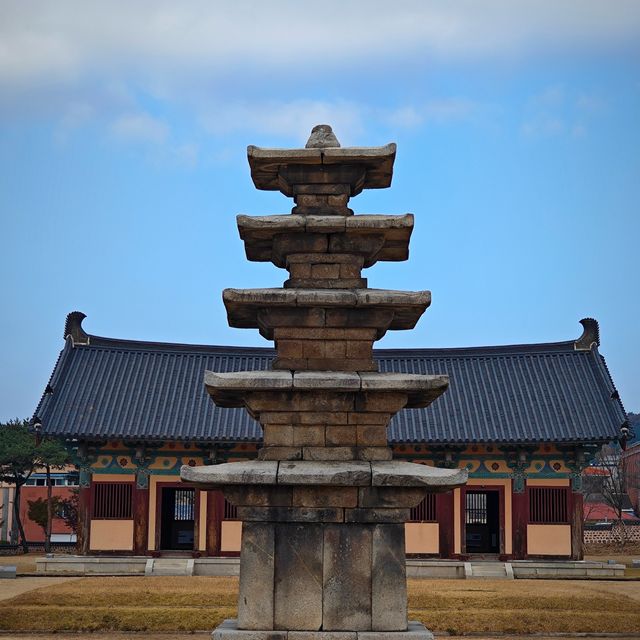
[
  {"x1": 436, "y1": 491, "x2": 454, "y2": 558},
  {"x1": 77, "y1": 471, "x2": 92, "y2": 555},
  {"x1": 206, "y1": 490, "x2": 223, "y2": 556},
  {"x1": 570, "y1": 491, "x2": 584, "y2": 560},
  {"x1": 511, "y1": 488, "x2": 528, "y2": 559},
  {"x1": 133, "y1": 479, "x2": 150, "y2": 555}
]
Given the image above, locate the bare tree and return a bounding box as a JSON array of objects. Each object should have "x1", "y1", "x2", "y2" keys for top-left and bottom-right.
[{"x1": 591, "y1": 444, "x2": 639, "y2": 551}]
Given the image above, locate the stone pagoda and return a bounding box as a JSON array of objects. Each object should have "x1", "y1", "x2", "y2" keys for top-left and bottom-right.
[{"x1": 182, "y1": 125, "x2": 467, "y2": 640}]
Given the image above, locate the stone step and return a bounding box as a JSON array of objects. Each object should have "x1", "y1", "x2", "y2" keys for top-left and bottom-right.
[
  {"x1": 145, "y1": 558, "x2": 194, "y2": 576},
  {"x1": 466, "y1": 562, "x2": 514, "y2": 580}
]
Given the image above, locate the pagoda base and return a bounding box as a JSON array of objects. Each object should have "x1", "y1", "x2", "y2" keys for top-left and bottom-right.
[{"x1": 214, "y1": 620, "x2": 434, "y2": 640}]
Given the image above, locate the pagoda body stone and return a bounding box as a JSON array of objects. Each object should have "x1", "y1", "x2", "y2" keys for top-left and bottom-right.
[{"x1": 181, "y1": 125, "x2": 467, "y2": 640}]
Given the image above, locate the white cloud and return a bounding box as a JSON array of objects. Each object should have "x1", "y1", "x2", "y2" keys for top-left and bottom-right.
[
  {"x1": 1, "y1": 1, "x2": 639, "y2": 98},
  {"x1": 199, "y1": 100, "x2": 366, "y2": 144},
  {"x1": 111, "y1": 112, "x2": 169, "y2": 144}
]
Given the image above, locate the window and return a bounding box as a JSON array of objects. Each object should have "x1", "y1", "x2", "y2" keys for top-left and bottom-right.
[
  {"x1": 92, "y1": 482, "x2": 133, "y2": 519},
  {"x1": 529, "y1": 487, "x2": 569, "y2": 524},
  {"x1": 223, "y1": 499, "x2": 238, "y2": 520},
  {"x1": 465, "y1": 492, "x2": 487, "y2": 524},
  {"x1": 409, "y1": 494, "x2": 437, "y2": 522}
]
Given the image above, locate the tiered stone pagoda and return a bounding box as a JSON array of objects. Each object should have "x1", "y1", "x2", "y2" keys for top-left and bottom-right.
[{"x1": 182, "y1": 125, "x2": 468, "y2": 640}]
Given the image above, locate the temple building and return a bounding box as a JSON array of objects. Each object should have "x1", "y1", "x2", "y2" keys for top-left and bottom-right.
[{"x1": 33, "y1": 311, "x2": 626, "y2": 560}]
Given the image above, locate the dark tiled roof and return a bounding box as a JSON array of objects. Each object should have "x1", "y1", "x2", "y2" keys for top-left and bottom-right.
[{"x1": 35, "y1": 331, "x2": 626, "y2": 445}]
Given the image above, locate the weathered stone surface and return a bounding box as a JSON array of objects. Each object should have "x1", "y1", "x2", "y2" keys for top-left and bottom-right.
[
  {"x1": 292, "y1": 425, "x2": 326, "y2": 447},
  {"x1": 358, "y1": 373, "x2": 449, "y2": 408},
  {"x1": 354, "y1": 392, "x2": 407, "y2": 414},
  {"x1": 277, "y1": 461, "x2": 371, "y2": 486},
  {"x1": 358, "y1": 487, "x2": 425, "y2": 509},
  {"x1": 238, "y1": 523, "x2": 275, "y2": 630},
  {"x1": 356, "y1": 425, "x2": 387, "y2": 447},
  {"x1": 263, "y1": 425, "x2": 295, "y2": 447},
  {"x1": 323, "y1": 524, "x2": 372, "y2": 630},
  {"x1": 371, "y1": 461, "x2": 468, "y2": 490},
  {"x1": 248, "y1": 140, "x2": 395, "y2": 194},
  {"x1": 213, "y1": 620, "x2": 434, "y2": 640},
  {"x1": 344, "y1": 508, "x2": 409, "y2": 523},
  {"x1": 289, "y1": 633, "x2": 356, "y2": 640},
  {"x1": 325, "y1": 425, "x2": 357, "y2": 446},
  {"x1": 225, "y1": 288, "x2": 431, "y2": 333},
  {"x1": 258, "y1": 447, "x2": 303, "y2": 461},
  {"x1": 292, "y1": 486, "x2": 358, "y2": 508},
  {"x1": 214, "y1": 619, "x2": 287, "y2": 640},
  {"x1": 356, "y1": 447, "x2": 393, "y2": 462},
  {"x1": 359, "y1": 621, "x2": 434, "y2": 640},
  {"x1": 293, "y1": 371, "x2": 361, "y2": 391},
  {"x1": 371, "y1": 524, "x2": 407, "y2": 631},
  {"x1": 274, "y1": 524, "x2": 323, "y2": 630},
  {"x1": 180, "y1": 461, "x2": 278, "y2": 487},
  {"x1": 305, "y1": 124, "x2": 341, "y2": 149},
  {"x1": 347, "y1": 412, "x2": 391, "y2": 425},
  {"x1": 285, "y1": 278, "x2": 367, "y2": 289},
  {"x1": 303, "y1": 446, "x2": 358, "y2": 461},
  {"x1": 238, "y1": 507, "x2": 344, "y2": 523},
  {"x1": 224, "y1": 486, "x2": 293, "y2": 508}
]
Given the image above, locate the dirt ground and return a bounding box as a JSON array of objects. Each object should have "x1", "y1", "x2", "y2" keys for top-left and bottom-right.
[{"x1": 0, "y1": 576, "x2": 80, "y2": 601}]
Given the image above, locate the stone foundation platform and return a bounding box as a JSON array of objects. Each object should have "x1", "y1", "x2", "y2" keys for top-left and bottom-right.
[{"x1": 213, "y1": 620, "x2": 434, "y2": 640}]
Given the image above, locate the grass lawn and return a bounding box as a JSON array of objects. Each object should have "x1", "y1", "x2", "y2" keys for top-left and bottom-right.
[{"x1": 1, "y1": 576, "x2": 639, "y2": 634}]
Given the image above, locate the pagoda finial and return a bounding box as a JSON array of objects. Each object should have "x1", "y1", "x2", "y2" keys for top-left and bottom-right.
[{"x1": 305, "y1": 124, "x2": 340, "y2": 148}]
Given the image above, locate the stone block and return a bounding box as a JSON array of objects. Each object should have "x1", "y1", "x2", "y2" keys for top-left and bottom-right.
[
  {"x1": 325, "y1": 308, "x2": 394, "y2": 331},
  {"x1": 277, "y1": 460, "x2": 372, "y2": 486},
  {"x1": 305, "y1": 358, "x2": 377, "y2": 372},
  {"x1": 238, "y1": 506, "x2": 344, "y2": 523},
  {"x1": 303, "y1": 340, "x2": 326, "y2": 358},
  {"x1": 358, "y1": 487, "x2": 425, "y2": 509},
  {"x1": 292, "y1": 486, "x2": 359, "y2": 508},
  {"x1": 238, "y1": 523, "x2": 275, "y2": 630},
  {"x1": 274, "y1": 524, "x2": 323, "y2": 630},
  {"x1": 263, "y1": 425, "x2": 294, "y2": 447},
  {"x1": 347, "y1": 413, "x2": 391, "y2": 425},
  {"x1": 325, "y1": 425, "x2": 357, "y2": 446},
  {"x1": 276, "y1": 340, "x2": 304, "y2": 358},
  {"x1": 346, "y1": 341, "x2": 373, "y2": 359},
  {"x1": 371, "y1": 461, "x2": 468, "y2": 489},
  {"x1": 285, "y1": 278, "x2": 366, "y2": 289},
  {"x1": 273, "y1": 328, "x2": 375, "y2": 340},
  {"x1": 357, "y1": 447, "x2": 393, "y2": 461},
  {"x1": 311, "y1": 263, "x2": 341, "y2": 279},
  {"x1": 354, "y1": 392, "x2": 407, "y2": 413},
  {"x1": 356, "y1": 425, "x2": 388, "y2": 446},
  {"x1": 293, "y1": 425, "x2": 326, "y2": 447},
  {"x1": 303, "y1": 447, "x2": 358, "y2": 461},
  {"x1": 329, "y1": 233, "x2": 386, "y2": 257},
  {"x1": 273, "y1": 233, "x2": 328, "y2": 259},
  {"x1": 290, "y1": 633, "x2": 356, "y2": 640},
  {"x1": 181, "y1": 460, "x2": 278, "y2": 487},
  {"x1": 294, "y1": 371, "x2": 361, "y2": 391},
  {"x1": 258, "y1": 447, "x2": 303, "y2": 461},
  {"x1": 344, "y1": 508, "x2": 410, "y2": 523},
  {"x1": 224, "y1": 486, "x2": 293, "y2": 508},
  {"x1": 323, "y1": 524, "x2": 372, "y2": 630},
  {"x1": 214, "y1": 619, "x2": 287, "y2": 640},
  {"x1": 299, "y1": 411, "x2": 349, "y2": 425},
  {"x1": 371, "y1": 524, "x2": 407, "y2": 631},
  {"x1": 288, "y1": 262, "x2": 312, "y2": 278},
  {"x1": 325, "y1": 341, "x2": 347, "y2": 358}
]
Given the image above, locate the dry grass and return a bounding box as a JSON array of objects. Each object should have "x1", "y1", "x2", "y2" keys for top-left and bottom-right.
[
  {"x1": 0, "y1": 552, "x2": 41, "y2": 574},
  {"x1": 1, "y1": 576, "x2": 640, "y2": 634}
]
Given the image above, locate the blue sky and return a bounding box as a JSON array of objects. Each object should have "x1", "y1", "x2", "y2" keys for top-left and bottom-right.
[{"x1": 1, "y1": 1, "x2": 639, "y2": 421}]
